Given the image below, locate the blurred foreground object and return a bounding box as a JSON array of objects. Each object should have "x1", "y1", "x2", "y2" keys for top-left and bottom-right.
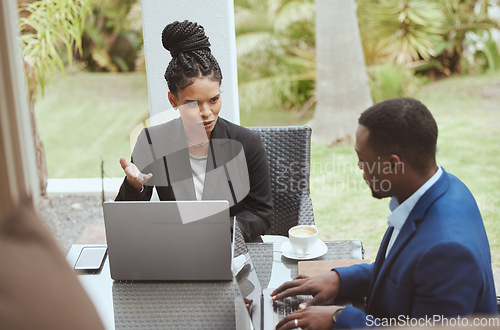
[{"x1": 0, "y1": 199, "x2": 104, "y2": 330}]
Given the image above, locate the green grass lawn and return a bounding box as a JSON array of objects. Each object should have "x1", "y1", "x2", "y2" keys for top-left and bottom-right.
[
  {"x1": 36, "y1": 70, "x2": 500, "y2": 265},
  {"x1": 35, "y1": 71, "x2": 150, "y2": 179},
  {"x1": 310, "y1": 73, "x2": 500, "y2": 263}
]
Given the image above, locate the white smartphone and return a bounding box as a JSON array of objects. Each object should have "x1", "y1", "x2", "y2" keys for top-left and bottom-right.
[{"x1": 74, "y1": 246, "x2": 107, "y2": 271}]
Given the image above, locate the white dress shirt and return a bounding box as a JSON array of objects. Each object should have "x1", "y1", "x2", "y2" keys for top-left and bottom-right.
[{"x1": 385, "y1": 166, "x2": 443, "y2": 258}]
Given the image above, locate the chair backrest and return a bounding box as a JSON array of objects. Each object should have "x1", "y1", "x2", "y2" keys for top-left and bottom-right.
[{"x1": 249, "y1": 126, "x2": 313, "y2": 236}]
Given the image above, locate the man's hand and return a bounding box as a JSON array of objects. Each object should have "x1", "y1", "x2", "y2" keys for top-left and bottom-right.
[
  {"x1": 275, "y1": 305, "x2": 343, "y2": 330},
  {"x1": 271, "y1": 271, "x2": 341, "y2": 307},
  {"x1": 119, "y1": 156, "x2": 153, "y2": 191}
]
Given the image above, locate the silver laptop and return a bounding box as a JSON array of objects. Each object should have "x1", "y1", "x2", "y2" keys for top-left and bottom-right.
[
  {"x1": 233, "y1": 251, "x2": 312, "y2": 330},
  {"x1": 103, "y1": 200, "x2": 232, "y2": 281}
]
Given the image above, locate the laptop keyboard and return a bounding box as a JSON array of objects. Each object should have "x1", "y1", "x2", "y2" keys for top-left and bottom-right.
[{"x1": 273, "y1": 295, "x2": 312, "y2": 324}]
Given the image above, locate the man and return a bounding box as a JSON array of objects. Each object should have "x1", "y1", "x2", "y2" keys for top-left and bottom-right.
[{"x1": 272, "y1": 97, "x2": 498, "y2": 329}]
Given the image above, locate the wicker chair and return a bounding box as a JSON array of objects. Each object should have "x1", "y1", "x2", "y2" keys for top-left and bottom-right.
[{"x1": 249, "y1": 126, "x2": 315, "y2": 237}]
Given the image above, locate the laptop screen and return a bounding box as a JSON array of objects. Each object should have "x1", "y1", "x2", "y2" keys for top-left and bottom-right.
[
  {"x1": 104, "y1": 200, "x2": 233, "y2": 281},
  {"x1": 234, "y1": 252, "x2": 262, "y2": 330}
]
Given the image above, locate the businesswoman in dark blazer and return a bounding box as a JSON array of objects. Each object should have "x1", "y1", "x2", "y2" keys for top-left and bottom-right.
[{"x1": 116, "y1": 20, "x2": 272, "y2": 242}]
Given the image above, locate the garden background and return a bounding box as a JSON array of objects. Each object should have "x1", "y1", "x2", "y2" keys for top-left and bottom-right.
[{"x1": 21, "y1": 0, "x2": 500, "y2": 264}]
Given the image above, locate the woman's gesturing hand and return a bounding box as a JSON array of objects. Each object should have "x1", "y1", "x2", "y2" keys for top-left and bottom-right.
[{"x1": 119, "y1": 156, "x2": 153, "y2": 191}]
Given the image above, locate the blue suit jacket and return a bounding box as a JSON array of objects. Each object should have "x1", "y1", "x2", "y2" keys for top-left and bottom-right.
[{"x1": 335, "y1": 169, "x2": 497, "y2": 328}]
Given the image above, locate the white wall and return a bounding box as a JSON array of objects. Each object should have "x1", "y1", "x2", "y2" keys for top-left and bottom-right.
[{"x1": 140, "y1": 0, "x2": 240, "y2": 124}]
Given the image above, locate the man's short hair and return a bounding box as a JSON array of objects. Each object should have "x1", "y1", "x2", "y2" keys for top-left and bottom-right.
[{"x1": 358, "y1": 97, "x2": 438, "y2": 173}]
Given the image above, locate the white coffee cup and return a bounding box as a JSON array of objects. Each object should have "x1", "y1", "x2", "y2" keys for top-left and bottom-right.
[{"x1": 288, "y1": 225, "x2": 318, "y2": 256}]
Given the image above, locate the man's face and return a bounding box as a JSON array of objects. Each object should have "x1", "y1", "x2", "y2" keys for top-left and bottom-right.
[{"x1": 355, "y1": 125, "x2": 394, "y2": 199}]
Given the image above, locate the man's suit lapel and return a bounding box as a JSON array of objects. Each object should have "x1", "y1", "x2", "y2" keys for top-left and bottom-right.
[
  {"x1": 366, "y1": 226, "x2": 393, "y2": 307},
  {"x1": 367, "y1": 218, "x2": 418, "y2": 310},
  {"x1": 367, "y1": 170, "x2": 451, "y2": 309}
]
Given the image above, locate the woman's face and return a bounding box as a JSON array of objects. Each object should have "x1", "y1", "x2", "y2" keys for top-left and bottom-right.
[{"x1": 168, "y1": 76, "x2": 221, "y2": 140}]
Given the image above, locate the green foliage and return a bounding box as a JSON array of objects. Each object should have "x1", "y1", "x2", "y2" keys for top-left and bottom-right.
[
  {"x1": 358, "y1": 0, "x2": 445, "y2": 65},
  {"x1": 462, "y1": 31, "x2": 500, "y2": 74},
  {"x1": 431, "y1": 0, "x2": 500, "y2": 75},
  {"x1": 79, "y1": 0, "x2": 142, "y2": 72},
  {"x1": 235, "y1": 0, "x2": 500, "y2": 116},
  {"x1": 357, "y1": 0, "x2": 500, "y2": 75},
  {"x1": 367, "y1": 63, "x2": 423, "y2": 103},
  {"x1": 479, "y1": 34, "x2": 500, "y2": 71},
  {"x1": 19, "y1": 0, "x2": 93, "y2": 101},
  {"x1": 235, "y1": 0, "x2": 316, "y2": 114}
]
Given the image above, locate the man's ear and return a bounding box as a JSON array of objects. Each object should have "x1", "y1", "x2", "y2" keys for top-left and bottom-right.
[
  {"x1": 168, "y1": 91, "x2": 177, "y2": 108},
  {"x1": 388, "y1": 154, "x2": 402, "y2": 173}
]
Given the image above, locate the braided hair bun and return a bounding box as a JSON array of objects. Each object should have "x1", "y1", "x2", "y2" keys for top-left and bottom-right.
[
  {"x1": 162, "y1": 20, "x2": 211, "y2": 56},
  {"x1": 162, "y1": 20, "x2": 222, "y2": 94}
]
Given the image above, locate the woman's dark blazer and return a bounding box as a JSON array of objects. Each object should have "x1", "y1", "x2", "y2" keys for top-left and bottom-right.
[{"x1": 116, "y1": 117, "x2": 273, "y2": 242}]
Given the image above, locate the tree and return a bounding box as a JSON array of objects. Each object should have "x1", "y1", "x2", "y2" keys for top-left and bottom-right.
[
  {"x1": 435, "y1": 0, "x2": 499, "y2": 75},
  {"x1": 19, "y1": 0, "x2": 92, "y2": 195},
  {"x1": 357, "y1": 0, "x2": 445, "y2": 67},
  {"x1": 78, "y1": 0, "x2": 141, "y2": 72},
  {"x1": 310, "y1": 0, "x2": 372, "y2": 145},
  {"x1": 357, "y1": 0, "x2": 500, "y2": 76},
  {"x1": 235, "y1": 0, "x2": 316, "y2": 115}
]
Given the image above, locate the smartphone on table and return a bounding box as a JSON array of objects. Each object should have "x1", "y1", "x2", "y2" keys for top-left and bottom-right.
[{"x1": 74, "y1": 246, "x2": 107, "y2": 273}]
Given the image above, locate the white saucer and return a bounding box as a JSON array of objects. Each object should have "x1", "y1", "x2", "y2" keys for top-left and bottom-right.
[{"x1": 281, "y1": 239, "x2": 328, "y2": 260}]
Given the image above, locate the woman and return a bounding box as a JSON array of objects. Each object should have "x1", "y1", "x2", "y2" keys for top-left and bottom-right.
[{"x1": 116, "y1": 20, "x2": 272, "y2": 242}]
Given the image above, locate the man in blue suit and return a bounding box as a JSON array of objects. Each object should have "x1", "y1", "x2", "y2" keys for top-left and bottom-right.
[{"x1": 273, "y1": 97, "x2": 498, "y2": 329}]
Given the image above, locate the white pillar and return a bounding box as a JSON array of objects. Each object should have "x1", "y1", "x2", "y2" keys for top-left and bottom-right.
[
  {"x1": 0, "y1": 0, "x2": 39, "y2": 219},
  {"x1": 140, "y1": 0, "x2": 240, "y2": 124}
]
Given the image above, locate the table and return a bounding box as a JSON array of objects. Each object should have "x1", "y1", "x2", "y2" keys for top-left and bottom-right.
[{"x1": 67, "y1": 240, "x2": 364, "y2": 329}]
